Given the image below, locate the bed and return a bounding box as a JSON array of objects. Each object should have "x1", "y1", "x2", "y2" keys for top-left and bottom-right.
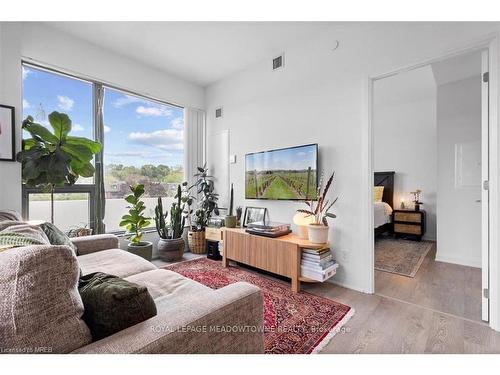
[{"x1": 374, "y1": 171, "x2": 395, "y2": 236}]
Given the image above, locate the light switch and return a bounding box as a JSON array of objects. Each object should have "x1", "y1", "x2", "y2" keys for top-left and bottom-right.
[{"x1": 229, "y1": 154, "x2": 237, "y2": 164}]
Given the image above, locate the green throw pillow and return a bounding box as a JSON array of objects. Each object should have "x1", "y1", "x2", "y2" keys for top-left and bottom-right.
[
  {"x1": 39, "y1": 222, "x2": 77, "y2": 255},
  {"x1": 78, "y1": 272, "x2": 157, "y2": 341}
]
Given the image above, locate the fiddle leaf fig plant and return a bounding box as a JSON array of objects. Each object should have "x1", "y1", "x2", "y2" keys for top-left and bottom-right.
[
  {"x1": 120, "y1": 184, "x2": 151, "y2": 245},
  {"x1": 16, "y1": 112, "x2": 102, "y2": 223}
]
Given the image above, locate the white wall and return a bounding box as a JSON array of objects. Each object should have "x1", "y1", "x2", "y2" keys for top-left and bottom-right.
[
  {"x1": 373, "y1": 66, "x2": 437, "y2": 240},
  {"x1": 436, "y1": 76, "x2": 482, "y2": 267},
  {"x1": 0, "y1": 22, "x2": 205, "y2": 213},
  {"x1": 205, "y1": 22, "x2": 500, "y2": 292},
  {"x1": 0, "y1": 23, "x2": 23, "y2": 213}
]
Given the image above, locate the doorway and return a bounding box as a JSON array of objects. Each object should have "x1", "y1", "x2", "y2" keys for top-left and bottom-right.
[{"x1": 371, "y1": 49, "x2": 490, "y2": 323}]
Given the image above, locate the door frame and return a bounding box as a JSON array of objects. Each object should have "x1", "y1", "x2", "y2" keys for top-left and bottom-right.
[{"x1": 362, "y1": 34, "x2": 500, "y2": 330}]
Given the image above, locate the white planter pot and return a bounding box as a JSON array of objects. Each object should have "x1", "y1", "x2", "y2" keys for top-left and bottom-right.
[
  {"x1": 296, "y1": 225, "x2": 309, "y2": 240},
  {"x1": 307, "y1": 224, "x2": 329, "y2": 244}
]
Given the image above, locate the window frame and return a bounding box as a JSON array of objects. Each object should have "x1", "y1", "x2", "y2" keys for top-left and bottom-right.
[
  {"x1": 21, "y1": 61, "x2": 185, "y2": 234},
  {"x1": 22, "y1": 185, "x2": 96, "y2": 230}
]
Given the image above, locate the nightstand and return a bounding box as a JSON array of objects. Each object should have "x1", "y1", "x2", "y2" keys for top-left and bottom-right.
[{"x1": 392, "y1": 209, "x2": 426, "y2": 241}]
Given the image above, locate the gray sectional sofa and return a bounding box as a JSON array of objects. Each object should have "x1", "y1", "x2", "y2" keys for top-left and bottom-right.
[{"x1": 0, "y1": 213, "x2": 264, "y2": 354}]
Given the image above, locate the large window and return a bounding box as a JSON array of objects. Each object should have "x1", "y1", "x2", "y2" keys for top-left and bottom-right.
[
  {"x1": 102, "y1": 88, "x2": 184, "y2": 232},
  {"x1": 22, "y1": 63, "x2": 184, "y2": 233}
]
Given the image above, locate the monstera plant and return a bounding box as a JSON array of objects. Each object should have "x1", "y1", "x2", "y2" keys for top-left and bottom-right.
[{"x1": 16, "y1": 112, "x2": 102, "y2": 224}]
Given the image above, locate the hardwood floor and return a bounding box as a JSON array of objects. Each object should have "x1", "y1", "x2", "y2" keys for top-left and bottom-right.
[
  {"x1": 152, "y1": 247, "x2": 499, "y2": 353},
  {"x1": 301, "y1": 240, "x2": 498, "y2": 353},
  {"x1": 375, "y1": 242, "x2": 482, "y2": 322},
  {"x1": 302, "y1": 282, "x2": 500, "y2": 353}
]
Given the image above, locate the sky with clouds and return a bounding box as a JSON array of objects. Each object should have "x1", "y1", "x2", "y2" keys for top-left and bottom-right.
[
  {"x1": 246, "y1": 144, "x2": 317, "y2": 172},
  {"x1": 22, "y1": 66, "x2": 184, "y2": 168}
]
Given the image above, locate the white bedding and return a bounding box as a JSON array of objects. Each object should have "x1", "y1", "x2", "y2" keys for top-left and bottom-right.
[{"x1": 374, "y1": 201, "x2": 393, "y2": 228}]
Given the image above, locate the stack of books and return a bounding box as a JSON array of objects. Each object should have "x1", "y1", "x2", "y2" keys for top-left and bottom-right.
[
  {"x1": 245, "y1": 221, "x2": 291, "y2": 238},
  {"x1": 301, "y1": 246, "x2": 338, "y2": 282}
]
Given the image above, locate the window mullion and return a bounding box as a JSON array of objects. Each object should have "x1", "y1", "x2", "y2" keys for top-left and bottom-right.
[{"x1": 93, "y1": 83, "x2": 106, "y2": 234}]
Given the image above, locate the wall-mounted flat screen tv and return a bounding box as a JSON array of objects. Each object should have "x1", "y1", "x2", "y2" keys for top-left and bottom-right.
[{"x1": 245, "y1": 143, "x2": 318, "y2": 200}]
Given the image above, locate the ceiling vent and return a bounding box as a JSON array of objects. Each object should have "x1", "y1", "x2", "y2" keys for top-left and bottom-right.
[
  {"x1": 215, "y1": 107, "x2": 223, "y2": 119},
  {"x1": 272, "y1": 54, "x2": 284, "y2": 71}
]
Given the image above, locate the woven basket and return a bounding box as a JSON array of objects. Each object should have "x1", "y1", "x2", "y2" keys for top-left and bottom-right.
[{"x1": 188, "y1": 230, "x2": 206, "y2": 254}]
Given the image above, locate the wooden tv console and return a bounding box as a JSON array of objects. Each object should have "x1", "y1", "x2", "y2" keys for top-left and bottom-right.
[{"x1": 222, "y1": 228, "x2": 328, "y2": 293}]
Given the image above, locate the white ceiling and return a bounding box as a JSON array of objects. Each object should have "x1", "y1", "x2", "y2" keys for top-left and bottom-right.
[{"x1": 46, "y1": 22, "x2": 334, "y2": 87}]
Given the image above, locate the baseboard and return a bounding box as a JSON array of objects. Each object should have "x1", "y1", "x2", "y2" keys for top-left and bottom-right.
[
  {"x1": 435, "y1": 253, "x2": 481, "y2": 268},
  {"x1": 326, "y1": 278, "x2": 369, "y2": 294}
]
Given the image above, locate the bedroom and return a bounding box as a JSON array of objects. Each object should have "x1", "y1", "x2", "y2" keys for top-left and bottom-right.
[{"x1": 372, "y1": 49, "x2": 487, "y2": 323}]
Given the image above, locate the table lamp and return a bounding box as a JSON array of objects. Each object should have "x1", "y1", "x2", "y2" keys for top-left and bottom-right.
[{"x1": 293, "y1": 212, "x2": 315, "y2": 239}]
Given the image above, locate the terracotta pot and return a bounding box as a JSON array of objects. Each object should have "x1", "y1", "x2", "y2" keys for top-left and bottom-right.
[
  {"x1": 307, "y1": 224, "x2": 329, "y2": 244},
  {"x1": 158, "y1": 238, "x2": 185, "y2": 262},
  {"x1": 127, "y1": 241, "x2": 153, "y2": 261},
  {"x1": 188, "y1": 230, "x2": 206, "y2": 254}
]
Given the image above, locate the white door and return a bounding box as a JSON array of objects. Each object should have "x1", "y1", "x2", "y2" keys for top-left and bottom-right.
[{"x1": 481, "y1": 50, "x2": 490, "y2": 322}]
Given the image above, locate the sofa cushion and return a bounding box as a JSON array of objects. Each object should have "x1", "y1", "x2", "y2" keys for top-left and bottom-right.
[
  {"x1": 79, "y1": 272, "x2": 157, "y2": 341},
  {"x1": 39, "y1": 222, "x2": 77, "y2": 255},
  {"x1": 0, "y1": 210, "x2": 23, "y2": 222},
  {"x1": 71, "y1": 234, "x2": 119, "y2": 256},
  {"x1": 0, "y1": 244, "x2": 92, "y2": 353},
  {"x1": 125, "y1": 269, "x2": 211, "y2": 301},
  {"x1": 0, "y1": 221, "x2": 50, "y2": 252},
  {"x1": 78, "y1": 248, "x2": 156, "y2": 278}
]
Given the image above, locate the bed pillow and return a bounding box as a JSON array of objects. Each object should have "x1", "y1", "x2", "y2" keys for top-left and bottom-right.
[{"x1": 374, "y1": 186, "x2": 384, "y2": 202}]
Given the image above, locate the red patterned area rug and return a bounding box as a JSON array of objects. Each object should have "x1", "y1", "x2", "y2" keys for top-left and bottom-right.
[{"x1": 164, "y1": 258, "x2": 354, "y2": 354}]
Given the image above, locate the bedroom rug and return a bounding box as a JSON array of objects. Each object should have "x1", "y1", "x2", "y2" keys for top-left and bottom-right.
[
  {"x1": 375, "y1": 238, "x2": 433, "y2": 277},
  {"x1": 164, "y1": 258, "x2": 354, "y2": 354}
]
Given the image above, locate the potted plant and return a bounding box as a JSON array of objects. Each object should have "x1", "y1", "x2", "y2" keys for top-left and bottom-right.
[
  {"x1": 236, "y1": 206, "x2": 243, "y2": 227},
  {"x1": 297, "y1": 171, "x2": 338, "y2": 244},
  {"x1": 67, "y1": 223, "x2": 93, "y2": 238},
  {"x1": 155, "y1": 185, "x2": 186, "y2": 261},
  {"x1": 120, "y1": 184, "x2": 153, "y2": 260},
  {"x1": 16, "y1": 112, "x2": 102, "y2": 224},
  {"x1": 225, "y1": 183, "x2": 237, "y2": 228},
  {"x1": 188, "y1": 163, "x2": 219, "y2": 253}
]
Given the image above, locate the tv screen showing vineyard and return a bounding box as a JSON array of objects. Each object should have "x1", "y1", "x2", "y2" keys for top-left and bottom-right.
[{"x1": 245, "y1": 144, "x2": 318, "y2": 200}]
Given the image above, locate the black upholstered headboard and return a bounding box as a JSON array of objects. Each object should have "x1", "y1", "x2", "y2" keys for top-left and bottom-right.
[{"x1": 374, "y1": 171, "x2": 395, "y2": 208}]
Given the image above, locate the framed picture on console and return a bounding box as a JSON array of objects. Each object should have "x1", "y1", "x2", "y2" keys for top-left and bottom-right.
[
  {"x1": 243, "y1": 207, "x2": 267, "y2": 227},
  {"x1": 0, "y1": 104, "x2": 15, "y2": 162}
]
